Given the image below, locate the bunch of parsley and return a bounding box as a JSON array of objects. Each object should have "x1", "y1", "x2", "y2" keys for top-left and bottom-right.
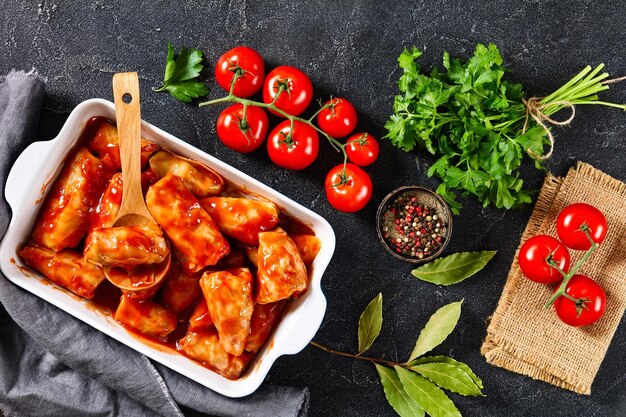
[{"x1": 385, "y1": 43, "x2": 625, "y2": 213}]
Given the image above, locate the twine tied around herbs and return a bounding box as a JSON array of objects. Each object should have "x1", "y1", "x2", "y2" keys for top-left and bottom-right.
[
  {"x1": 521, "y1": 75, "x2": 626, "y2": 161},
  {"x1": 521, "y1": 98, "x2": 576, "y2": 161}
]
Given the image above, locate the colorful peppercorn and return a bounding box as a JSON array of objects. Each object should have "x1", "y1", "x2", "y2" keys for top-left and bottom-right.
[{"x1": 381, "y1": 192, "x2": 448, "y2": 260}]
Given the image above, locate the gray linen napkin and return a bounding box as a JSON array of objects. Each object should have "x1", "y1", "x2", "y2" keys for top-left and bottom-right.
[{"x1": 0, "y1": 70, "x2": 309, "y2": 417}]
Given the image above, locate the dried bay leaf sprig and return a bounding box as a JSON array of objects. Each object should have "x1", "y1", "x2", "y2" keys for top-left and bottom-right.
[{"x1": 310, "y1": 296, "x2": 484, "y2": 417}]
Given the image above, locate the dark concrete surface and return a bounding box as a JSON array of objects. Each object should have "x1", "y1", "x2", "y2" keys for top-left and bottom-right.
[{"x1": 1, "y1": 1, "x2": 625, "y2": 416}]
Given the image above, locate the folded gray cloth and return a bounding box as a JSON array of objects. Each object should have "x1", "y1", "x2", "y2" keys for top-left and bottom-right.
[{"x1": 0, "y1": 69, "x2": 309, "y2": 417}]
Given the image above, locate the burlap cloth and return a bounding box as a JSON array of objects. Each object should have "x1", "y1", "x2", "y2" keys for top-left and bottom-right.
[{"x1": 481, "y1": 161, "x2": 626, "y2": 395}]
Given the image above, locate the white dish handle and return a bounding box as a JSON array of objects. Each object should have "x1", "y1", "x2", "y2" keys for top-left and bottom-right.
[
  {"x1": 281, "y1": 291, "x2": 328, "y2": 355},
  {"x1": 5, "y1": 139, "x2": 58, "y2": 213}
]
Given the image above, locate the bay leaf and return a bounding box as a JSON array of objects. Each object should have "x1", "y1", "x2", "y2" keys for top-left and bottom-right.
[
  {"x1": 375, "y1": 364, "x2": 425, "y2": 417},
  {"x1": 358, "y1": 293, "x2": 383, "y2": 353},
  {"x1": 409, "y1": 356, "x2": 483, "y2": 390},
  {"x1": 395, "y1": 366, "x2": 462, "y2": 417},
  {"x1": 410, "y1": 362, "x2": 484, "y2": 396},
  {"x1": 411, "y1": 251, "x2": 496, "y2": 285},
  {"x1": 407, "y1": 301, "x2": 462, "y2": 362}
]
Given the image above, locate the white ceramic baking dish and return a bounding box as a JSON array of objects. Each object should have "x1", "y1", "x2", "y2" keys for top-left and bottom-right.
[{"x1": 0, "y1": 98, "x2": 334, "y2": 398}]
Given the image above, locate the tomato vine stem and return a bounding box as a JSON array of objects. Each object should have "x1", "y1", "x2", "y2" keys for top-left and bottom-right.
[
  {"x1": 199, "y1": 75, "x2": 349, "y2": 175},
  {"x1": 545, "y1": 229, "x2": 599, "y2": 308}
]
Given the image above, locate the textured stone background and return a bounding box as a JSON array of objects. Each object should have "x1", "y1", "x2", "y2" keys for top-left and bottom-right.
[{"x1": 1, "y1": 1, "x2": 625, "y2": 416}]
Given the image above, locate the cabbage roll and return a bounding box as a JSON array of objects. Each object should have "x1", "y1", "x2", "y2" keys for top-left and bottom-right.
[
  {"x1": 32, "y1": 148, "x2": 106, "y2": 251},
  {"x1": 177, "y1": 329, "x2": 254, "y2": 380},
  {"x1": 239, "y1": 244, "x2": 259, "y2": 269},
  {"x1": 84, "y1": 225, "x2": 169, "y2": 268},
  {"x1": 245, "y1": 301, "x2": 285, "y2": 353},
  {"x1": 89, "y1": 172, "x2": 123, "y2": 232},
  {"x1": 200, "y1": 268, "x2": 253, "y2": 356},
  {"x1": 256, "y1": 228, "x2": 308, "y2": 304},
  {"x1": 149, "y1": 150, "x2": 224, "y2": 197},
  {"x1": 159, "y1": 260, "x2": 201, "y2": 313},
  {"x1": 88, "y1": 170, "x2": 163, "y2": 233},
  {"x1": 200, "y1": 197, "x2": 279, "y2": 245},
  {"x1": 188, "y1": 300, "x2": 214, "y2": 331},
  {"x1": 291, "y1": 234, "x2": 321, "y2": 267},
  {"x1": 146, "y1": 174, "x2": 230, "y2": 274},
  {"x1": 19, "y1": 243, "x2": 105, "y2": 299},
  {"x1": 114, "y1": 294, "x2": 177, "y2": 338},
  {"x1": 89, "y1": 121, "x2": 159, "y2": 171}
]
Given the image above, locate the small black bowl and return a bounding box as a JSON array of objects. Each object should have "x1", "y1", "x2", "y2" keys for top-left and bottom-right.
[{"x1": 376, "y1": 186, "x2": 453, "y2": 264}]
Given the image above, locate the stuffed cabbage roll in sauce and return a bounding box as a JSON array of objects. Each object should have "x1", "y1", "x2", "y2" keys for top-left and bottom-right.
[
  {"x1": 188, "y1": 300, "x2": 214, "y2": 331},
  {"x1": 89, "y1": 172, "x2": 123, "y2": 232},
  {"x1": 239, "y1": 244, "x2": 259, "y2": 268},
  {"x1": 245, "y1": 301, "x2": 286, "y2": 353},
  {"x1": 146, "y1": 173, "x2": 230, "y2": 274},
  {"x1": 88, "y1": 171, "x2": 159, "y2": 233},
  {"x1": 149, "y1": 150, "x2": 224, "y2": 197},
  {"x1": 32, "y1": 148, "x2": 106, "y2": 252},
  {"x1": 19, "y1": 243, "x2": 105, "y2": 299},
  {"x1": 84, "y1": 225, "x2": 169, "y2": 268},
  {"x1": 177, "y1": 328, "x2": 254, "y2": 380},
  {"x1": 200, "y1": 268, "x2": 254, "y2": 356},
  {"x1": 88, "y1": 120, "x2": 159, "y2": 172},
  {"x1": 158, "y1": 260, "x2": 201, "y2": 313},
  {"x1": 114, "y1": 294, "x2": 177, "y2": 339},
  {"x1": 290, "y1": 234, "x2": 322, "y2": 268},
  {"x1": 256, "y1": 228, "x2": 308, "y2": 304},
  {"x1": 200, "y1": 197, "x2": 279, "y2": 245}
]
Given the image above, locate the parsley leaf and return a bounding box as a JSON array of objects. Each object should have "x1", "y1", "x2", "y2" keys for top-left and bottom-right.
[
  {"x1": 384, "y1": 43, "x2": 626, "y2": 211},
  {"x1": 154, "y1": 42, "x2": 209, "y2": 102}
]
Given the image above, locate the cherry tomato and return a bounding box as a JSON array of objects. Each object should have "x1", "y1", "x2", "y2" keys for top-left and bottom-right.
[
  {"x1": 216, "y1": 104, "x2": 269, "y2": 153},
  {"x1": 267, "y1": 120, "x2": 319, "y2": 170},
  {"x1": 556, "y1": 203, "x2": 607, "y2": 250},
  {"x1": 518, "y1": 235, "x2": 570, "y2": 284},
  {"x1": 215, "y1": 46, "x2": 265, "y2": 98},
  {"x1": 263, "y1": 66, "x2": 313, "y2": 117},
  {"x1": 325, "y1": 163, "x2": 373, "y2": 213},
  {"x1": 317, "y1": 98, "x2": 358, "y2": 138},
  {"x1": 345, "y1": 133, "x2": 379, "y2": 167},
  {"x1": 554, "y1": 274, "x2": 606, "y2": 327}
]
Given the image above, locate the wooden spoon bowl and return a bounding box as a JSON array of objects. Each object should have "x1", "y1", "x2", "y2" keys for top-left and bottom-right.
[{"x1": 104, "y1": 248, "x2": 171, "y2": 300}]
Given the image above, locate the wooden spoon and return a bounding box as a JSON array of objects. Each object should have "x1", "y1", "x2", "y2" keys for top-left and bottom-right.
[
  {"x1": 112, "y1": 72, "x2": 155, "y2": 227},
  {"x1": 105, "y1": 72, "x2": 170, "y2": 291}
]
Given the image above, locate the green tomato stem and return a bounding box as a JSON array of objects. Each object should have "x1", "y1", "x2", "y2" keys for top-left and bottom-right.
[
  {"x1": 559, "y1": 292, "x2": 583, "y2": 304},
  {"x1": 547, "y1": 259, "x2": 568, "y2": 279},
  {"x1": 544, "y1": 230, "x2": 599, "y2": 308},
  {"x1": 228, "y1": 71, "x2": 241, "y2": 96},
  {"x1": 241, "y1": 102, "x2": 249, "y2": 122},
  {"x1": 308, "y1": 101, "x2": 331, "y2": 123},
  {"x1": 198, "y1": 86, "x2": 349, "y2": 171}
]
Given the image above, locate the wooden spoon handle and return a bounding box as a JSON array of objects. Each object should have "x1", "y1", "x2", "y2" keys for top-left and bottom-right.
[{"x1": 112, "y1": 72, "x2": 150, "y2": 219}]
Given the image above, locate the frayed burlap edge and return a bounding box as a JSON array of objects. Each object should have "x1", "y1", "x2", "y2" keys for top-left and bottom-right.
[{"x1": 481, "y1": 162, "x2": 626, "y2": 395}]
